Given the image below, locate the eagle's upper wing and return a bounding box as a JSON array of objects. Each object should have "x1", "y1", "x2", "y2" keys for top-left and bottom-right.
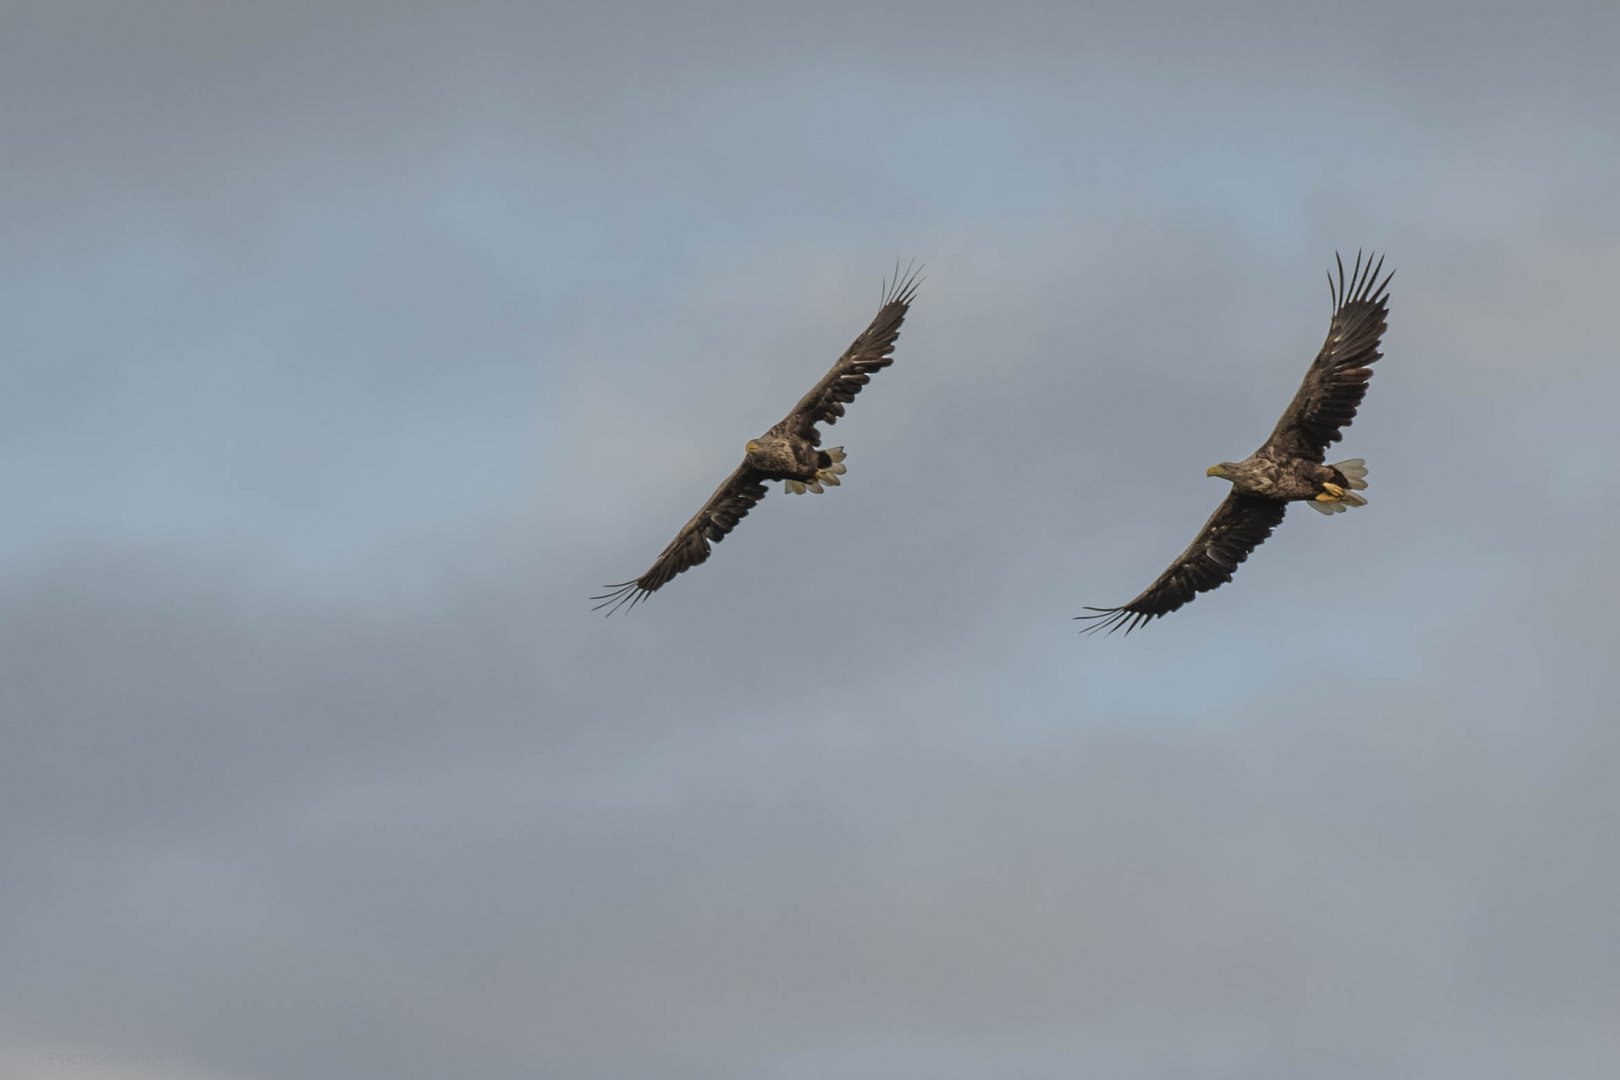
[
  {"x1": 591, "y1": 463, "x2": 769, "y2": 615},
  {"x1": 1077, "y1": 494, "x2": 1289, "y2": 634},
  {"x1": 783, "y1": 264, "x2": 922, "y2": 445},
  {"x1": 1259, "y1": 252, "x2": 1393, "y2": 463}
]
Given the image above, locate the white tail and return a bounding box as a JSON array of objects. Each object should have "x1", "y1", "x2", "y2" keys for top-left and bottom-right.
[
  {"x1": 1309, "y1": 458, "x2": 1369, "y2": 515},
  {"x1": 1334, "y1": 458, "x2": 1369, "y2": 490},
  {"x1": 786, "y1": 446, "x2": 848, "y2": 495}
]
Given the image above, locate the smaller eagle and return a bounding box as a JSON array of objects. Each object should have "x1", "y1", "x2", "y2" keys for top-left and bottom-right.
[
  {"x1": 593, "y1": 265, "x2": 922, "y2": 615},
  {"x1": 1079, "y1": 252, "x2": 1393, "y2": 634}
]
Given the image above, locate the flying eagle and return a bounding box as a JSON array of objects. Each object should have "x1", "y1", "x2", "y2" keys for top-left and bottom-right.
[
  {"x1": 1079, "y1": 252, "x2": 1393, "y2": 634},
  {"x1": 593, "y1": 265, "x2": 922, "y2": 615}
]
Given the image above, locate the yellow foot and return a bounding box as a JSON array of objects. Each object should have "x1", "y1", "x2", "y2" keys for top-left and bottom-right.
[
  {"x1": 1320, "y1": 482, "x2": 1345, "y2": 498},
  {"x1": 1315, "y1": 491, "x2": 1340, "y2": 503}
]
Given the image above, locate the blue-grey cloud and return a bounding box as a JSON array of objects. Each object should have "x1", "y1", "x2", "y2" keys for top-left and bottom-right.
[{"x1": 4, "y1": 3, "x2": 1619, "y2": 1078}]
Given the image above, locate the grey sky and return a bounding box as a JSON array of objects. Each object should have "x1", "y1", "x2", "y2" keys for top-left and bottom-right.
[{"x1": 4, "y1": 2, "x2": 1618, "y2": 1078}]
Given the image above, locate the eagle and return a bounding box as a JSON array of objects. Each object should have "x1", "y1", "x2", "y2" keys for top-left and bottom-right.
[
  {"x1": 1079, "y1": 252, "x2": 1393, "y2": 634},
  {"x1": 593, "y1": 265, "x2": 922, "y2": 615}
]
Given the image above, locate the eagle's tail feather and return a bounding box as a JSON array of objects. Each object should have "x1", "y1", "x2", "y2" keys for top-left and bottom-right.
[
  {"x1": 786, "y1": 446, "x2": 847, "y2": 495},
  {"x1": 1334, "y1": 457, "x2": 1369, "y2": 490},
  {"x1": 1310, "y1": 458, "x2": 1369, "y2": 515}
]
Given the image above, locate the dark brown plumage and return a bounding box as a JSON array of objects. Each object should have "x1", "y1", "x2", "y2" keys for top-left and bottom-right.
[
  {"x1": 1079, "y1": 252, "x2": 1393, "y2": 634},
  {"x1": 593, "y1": 265, "x2": 921, "y2": 615}
]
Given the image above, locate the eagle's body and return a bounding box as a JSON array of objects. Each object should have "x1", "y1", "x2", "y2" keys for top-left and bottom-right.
[
  {"x1": 742, "y1": 431, "x2": 820, "y2": 478},
  {"x1": 742, "y1": 430, "x2": 848, "y2": 495},
  {"x1": 1211, "y1": 455, "x2": 1354, "y2": 502},
  {"x1": 1080, "y1": 253, "x2": 1392, "y2": 634},
  {"x1": 593, "y1": 266, "x2": 920, "y2": 615}
]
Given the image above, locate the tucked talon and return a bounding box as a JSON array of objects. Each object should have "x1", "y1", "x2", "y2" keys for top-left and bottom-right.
[{"x1": 1321, "y1": 481, "x2": 1345, "y2": 497}]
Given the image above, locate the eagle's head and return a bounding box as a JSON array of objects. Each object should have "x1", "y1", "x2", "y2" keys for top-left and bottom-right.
[
  {"x1": 1206, "y1": 462, "x2": 1238, "y2": 480},
  {"x1": 744, "y1": 435, "x2": 794, "y2": 472}
]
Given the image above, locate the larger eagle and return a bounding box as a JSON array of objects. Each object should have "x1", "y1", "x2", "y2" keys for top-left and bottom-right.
[
  {"x1": 1079, "y1": 252, "x2": 1393, "y2": 634},
  {"x1": 593, "y1": 265, "x2": 922, "y2": 615}
]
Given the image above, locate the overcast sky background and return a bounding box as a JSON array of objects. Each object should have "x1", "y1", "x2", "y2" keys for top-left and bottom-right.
[{"x1": 4, "y1": 2, "x2": 1619, "y2": 1078}]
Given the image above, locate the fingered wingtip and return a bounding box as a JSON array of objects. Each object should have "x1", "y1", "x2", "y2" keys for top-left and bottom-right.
[
  {"x1": 1330, "y1": 249, "x2": 1395, "y2": 311},
  {"x1": 1074, "y1": 606, "x2": 1153, "y2": 637},
  {"x1": 883, "y1": 257, "x2": 925, "y2": 308},
  {"x1": 590, "y1": 580, "x2": 648, "y2": 617}
]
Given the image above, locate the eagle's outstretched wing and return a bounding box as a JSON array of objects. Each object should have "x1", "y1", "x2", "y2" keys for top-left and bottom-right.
[
  {"x1": 591, "y1": 464, "x2": 769, "y2": 616},
  {"x1": 1077, "y1": 494, "x2": 1289, "y2": 634},
  {"x1": 1260, "y1": 252, "x2": 1393, "y2": 463},
  {"x1": 783, "y1": 263, "x2": 922, "y2": 445}
]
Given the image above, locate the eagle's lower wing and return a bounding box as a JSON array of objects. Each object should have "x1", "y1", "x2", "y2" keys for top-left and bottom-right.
[
  {"x1": 1077, "y1": 494, "x2": 1289, "y2": 634},
  {"x1": 1260, "y1": 252, "x2": 1393, "y2": 463},
  {"x1": 592, "y1": 463, "x2": 769, "y2": 615},
  {"x1": 783, "y1": 263, "x2": 922, "y2": 445}
]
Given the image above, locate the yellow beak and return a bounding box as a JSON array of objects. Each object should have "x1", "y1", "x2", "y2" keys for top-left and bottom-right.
[
  {"x1": 1206, "y1": 465, "x2": 1224, "y2": 477},
  {"x1": 745, "y1": 440, "x2": 761, "y2": 453}
]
